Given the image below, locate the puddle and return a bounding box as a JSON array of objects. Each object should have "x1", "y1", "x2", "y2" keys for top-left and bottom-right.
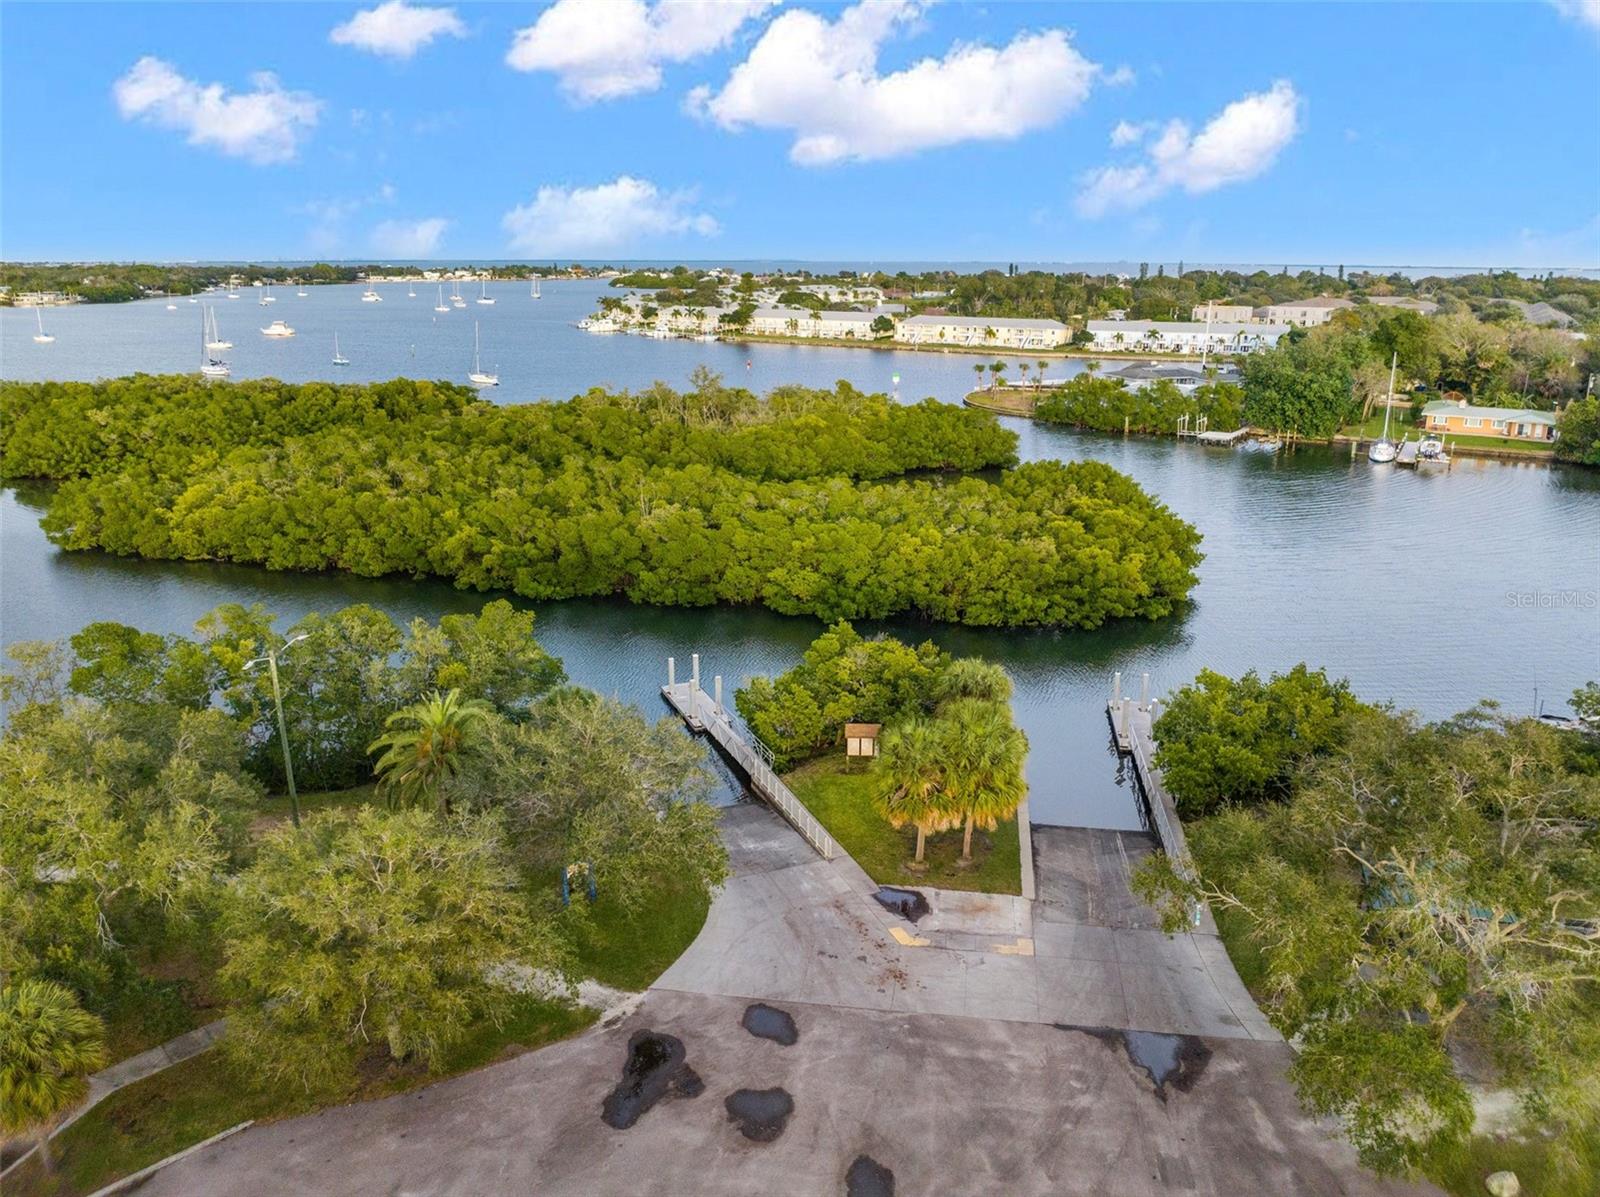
[
  {"x1": 846, "y1": 1154, "x2": 896, "y2": 1196},
  {"x1": 601, "y1": 1031, "x2": 704, "y2": 1129},
  {"x1": 872, "y1": 886, "x2": 930, "y2": 923},
  {"x1": 742, "y1": 1003, "x2": 799, "y2": 1046},
  {"x1": 1062, "y1": 1026, "x2": 1212, "y2": 1102},
  {"x1": 724, "y1": 1087, "x2": 795, "y2": 1142}
]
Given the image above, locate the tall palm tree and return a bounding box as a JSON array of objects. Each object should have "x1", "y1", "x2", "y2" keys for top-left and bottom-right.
[
  {"x1": 972, "y1": 362, "x2": 986, "y2": 390},
  {"x1": 1018, "y1": 362, "x2": 1031, "y2": 389},
  {"x1": 871, "y1": 719, "x2": 954, "y2": 866},
  {"x1": 0, "y1": 979, "x2": 106, "y2": 1171},
  {"x1": 368, "y1": 688, "x2": 493, "y2": 813},
  {"x1": 940, "y1": 699, "x2": 1028, "y2": 863}
]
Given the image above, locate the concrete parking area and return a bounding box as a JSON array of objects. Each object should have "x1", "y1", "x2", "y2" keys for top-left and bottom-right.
[{"x1": 139, "y1": 988, "x2": 1431, "y2": 1197}]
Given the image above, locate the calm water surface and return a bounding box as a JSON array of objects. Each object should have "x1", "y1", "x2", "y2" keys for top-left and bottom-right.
[{"x1": 4, "y1": 287, "x2": 1598, "y2": 828}]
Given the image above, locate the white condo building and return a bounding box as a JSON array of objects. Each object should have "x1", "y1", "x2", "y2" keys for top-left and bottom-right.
[
  {"x1": 747, "y1": 308, "x2": 883, "y2": 339},
  {"x1": 895, "y1": 314, "x2": 1068, "y2": 349},
  {"x1": 1084, "y1": 320, "x2": 1289, "y2": 354}
]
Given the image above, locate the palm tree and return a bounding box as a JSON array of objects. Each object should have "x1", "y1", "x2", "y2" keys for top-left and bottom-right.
[
  {"x1": 934, "y1": 658, "x2": 1014, "y2": 708},
  {"x1": 368, "y1": 688, "x2": 493, "y2": 813},
  {"x1": 871, "y1": 719, "x2": 955, "y2": 866},
  {"x1": 1019, "y1": 362, "x2": 1031, "y2": 389},
  {"x1": 1037, "y1": 359, "x2": 1049, "y2": 388},
  {"x1": 0, "y1": 979, "x2": 106, "y2": 1171},
  {"x1": 972, "y1": 362, "x2": 986, "y2": 390},
  {"x1": 940, "y1": 699, "x2": 1028, "y2": 863}
]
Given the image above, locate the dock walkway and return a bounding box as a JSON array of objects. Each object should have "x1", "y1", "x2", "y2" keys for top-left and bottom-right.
[{"x1": 662, "y1": 670, "x2": 838, "y2": 860}]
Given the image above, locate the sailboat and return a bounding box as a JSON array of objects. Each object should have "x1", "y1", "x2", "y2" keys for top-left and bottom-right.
[
  {"x1": 530, "y1": 277, "x2": 541, "y2": 299},
  {"x1": 467, "y1": 321, "x2": 499, "y2": 386},
  {"x1": 259, "y1": 284, "x2": 276, "y2": 306},
  {"x1": 476, "y1": 279, "x2": 495, "y2": 305},
  {"x1": 451, "y1": 281, "x2": 465, "y2": 308},
  {"x1": 1367, "y1": 352, "x2": 1399, "y2": 464},
  {"x1": 434, "y1": 285, "x2": 450, "y2": 313},
  {"x1": 200, "y1": 310, "x2": 230, "y2": 377},
  {"x1": 205, "y1": 307, "x2": 233, "y2": 351},
  {"x1": 332, "y1": 332, "x2": 350, "y2": 366},
  {"x1": 407, "y1": 281, "x2": 417, "y2": 298},
  {"x1": 32, "y1": 307, "x2": 55, "y2": 344},
  {"x1": 361, "y1": 280, "x2": 383, "y2": 302},
  {"x1": 297, "y1": 287, "x2": 309, "y2": 297}
]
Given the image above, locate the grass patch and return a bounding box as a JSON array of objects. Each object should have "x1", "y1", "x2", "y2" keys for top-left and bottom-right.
[
  {"x1": 9, "y1": 996, "x2": 594, "y2": 1197},
  {"x1": 1339, "y1": 406, "x2": 1555, "y2": 455},
  {"x1": 1342, "y1": 405, "x2": 1419, "y2": 439},
  {"x1": 963, "y1": 388, "x2": 1039, "y2": 416},
  {"x1": 556, "y1": 874, "x2": 712, "y2": 992},
  {"x1": 785, "y1": 755, "x2": 1021, "y2": 895},
  {"x1": 1421, "y1": 1126, "x2": 1600, "y2": 1197}
]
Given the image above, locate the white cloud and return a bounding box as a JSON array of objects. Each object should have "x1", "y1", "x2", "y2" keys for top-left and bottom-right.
[
  {"x1": 506, "y1": 0, "x2": 779, "y2": 102},
  {"x1": 1549, "y1": 1, "x2": 1600, "y2": 32},
  {"x1": 371, "y1": 217, "x2": 450, "y2": 257},
  {"x1": 501, "y1": 176, "x2": 718, "y2": 254},
  {"x1": 1109, "y1": 120, "x2": 1150, "y2": 148},
  {"x1": 330, "y1": 2, "x2": 466, "y2": 60},
  {"x1": 693, "y1": 0, "x2": 1101, "y2": 165},
  {"x1": 1103, "y1": 64, "x2": 1136, "y2": 86},
  {"x1": 1076, "y1": 80, "x2": 1302, "y2": 217},
  {"x1": 112, "y1": 57, "x2": 321, "y2": 164}
]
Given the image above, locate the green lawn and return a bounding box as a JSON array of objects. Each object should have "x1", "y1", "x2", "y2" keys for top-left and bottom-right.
[
  {"x1": 785, "y1": 755, "x2": 1022, "y2": 895},
  {"x1": 1338, "y1": 406, "x2": 1554, "y2": 455},
  {"x1": 555, "y1": 873, "x2": 712, "y2": 992},
  {"x1": 7, "y1": 996, "x2": 596, "y2": 1197},
  {"x1": 1342, "y1": 405, "x2": 1419, "y2": 439}
]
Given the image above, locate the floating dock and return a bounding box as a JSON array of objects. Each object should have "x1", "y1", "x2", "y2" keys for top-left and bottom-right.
[{"x1": 1195, "y1": 427, "x2": 1248, "y2": 445}]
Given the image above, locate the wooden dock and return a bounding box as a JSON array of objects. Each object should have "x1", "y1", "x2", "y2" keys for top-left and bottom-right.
[
  {"x1": 1106, "y1": 686, "x2": 1207, "y2": 928},
  {"x1": 1195, "y1": 427, "x2": 1248, "y2": 446},
  {"x1": 1396, "y1": 440, "x2": 1420, "y2": 467},
  {"x1": 663, "y1": 669, "x2": 838, "y2": 861}
]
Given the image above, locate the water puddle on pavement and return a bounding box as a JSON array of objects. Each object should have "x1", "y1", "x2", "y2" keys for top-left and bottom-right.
[
  {"x1": 601, "y1": 1031, "x2": 705, "y2": 1129},
  {"x1": 724, "y1": 1087, "x2": 795, "y2": 1141},
  {"x1": 846, "y1": 1154, "x2": 896, "y2": 1196},
  {"x1": 742, "y1": 1002, "x2": 799, "y2": 1046},
  {"x1": 1064, "y1": 1026, "x2": 1212, "y2": 1102},
  {"x1": 872, "y1": 887, "x2": 930, "y2": 923}
]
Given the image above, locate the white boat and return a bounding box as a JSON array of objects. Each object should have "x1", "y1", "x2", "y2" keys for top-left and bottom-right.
[
  {"x1": 361, "y1": 282, "x2": 382, "y2": 302},
  {"x1": 260, "y1": 284, "x2": 276, "y2": 305},
  {"x1": 332, "y1": 332, "x2": 350, "y2": 366},
  {"x1": 408, "y1": 282, "x2": 416, "y2": 298},
  {"x1": 166, "y1": 302, "x2": 178, "y2": 311},
  {"x1": 467, "y1": 321, "x2": 498, "y2": 386},
  {"x1": 204, "y1": 307, "x2": 233, "y2": 351},
  {"x1": 261, "y1": 319, "x2": 295, "y2": 338},
  {"x1": 476, "y1": 279, "x2": 495, "y2": 305},
  {"x1": 451, "y1": 281, "x2": 465, "y2": 308},
  {"x1": 200, "y1": 311, "x2": 229, "y2": 377},
  {"x1": 434, "y1": 285, "x2": 450, "y2": 313},
  {"x1": 530, "y1": 278, "x2": 541, "y2": 299},
  {"x1": 297, "y1": 288, "x2": 309, "y2": 297},
  {"x1": 188, "y1": 296, "x2": 198, "y2": 304},
  {"x1": 32, "y1": 307, "x2": 55, "y2": 344},
  {"x1": 1367, "y1": 352, "x2": 1399, "y2": 464},
  {"x1": 1417, "y1": 435, "x2": 1449, "y2": 466},
  {"x1": 226, "y1": 289, "x2": 239, "y2": 300}
]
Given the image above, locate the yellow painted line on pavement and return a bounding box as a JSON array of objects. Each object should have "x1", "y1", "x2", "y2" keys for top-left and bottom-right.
[
  {"x1": 993, "y1": 937, "x2": 1035, "y2": 956},
  {"x1": 890, "y1": 926, "x2": 930, "y2": 947}
]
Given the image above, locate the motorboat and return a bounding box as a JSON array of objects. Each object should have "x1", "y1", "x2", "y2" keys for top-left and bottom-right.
[
  {"x1": 32, "y1": 307, "x2": 55, "y2": 344},
  {"x1": 1418, "y1": 435, "x2": 1446, "y2": 460},
  {"x1": 1368, "y1": 352, "x2": 1400, "y2": 464},
  {"x1": 467, "y1": 321, "x2": 498, "y2": 386},
  {"x1": 333, "y1": 332, "x2": 350, "y2": 366},
  {"x1": 261, "y1": 319, "x2": 295, "y2": 337}
]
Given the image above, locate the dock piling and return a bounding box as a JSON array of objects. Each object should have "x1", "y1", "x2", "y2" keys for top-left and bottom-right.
[
  {"x1": 667, "y1": 657, "x2": 676, "y2": 689},
  {"x1": 1139, "y1": 672, "x2": 1149, "y2": 711},
  {"x1": 714, "y1": 675, "x2": 722, "y2": 709},
  {"x1": 1112, "y1": 671, "x2": 1122, "y2": 709}
]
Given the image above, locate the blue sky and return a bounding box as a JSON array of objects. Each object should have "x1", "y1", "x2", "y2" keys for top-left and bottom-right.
[{"x1": 4, "y1": 0, "x2": 1598, "y2": 266}]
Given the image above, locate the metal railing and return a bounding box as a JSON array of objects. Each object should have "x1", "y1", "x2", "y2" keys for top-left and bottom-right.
[{"x1": 680, "y1": 684, "x2": 837, "y2": 861}]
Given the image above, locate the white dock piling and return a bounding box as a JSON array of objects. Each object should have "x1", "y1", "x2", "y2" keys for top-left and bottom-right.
[
  {"x1": 1139, "y1": 672, "x2": 1149, "y2": 710},
  {"x1": 667, "y1": 657, "x2": 676, "y2": 689},
  {"x1": 714, "y1": 675, "x2": 722, "y2": 709},
  {"x1": 1113, "y1": 671, "x2": 1122, "y2": 708}
]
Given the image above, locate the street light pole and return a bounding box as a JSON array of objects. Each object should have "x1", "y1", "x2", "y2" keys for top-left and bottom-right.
[{"x1": 247, "y1": 634, "x2": 307, "y2": 829}]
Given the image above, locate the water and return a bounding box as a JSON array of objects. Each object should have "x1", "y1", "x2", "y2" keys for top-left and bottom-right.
[
  {"x1": 600, "y1": 1031, "x2": 703, "y2": 1131},
  {"x1": 1070, "y1": 1027, "x2": 1213, "y2": 1102},
  {"x1": 871, "y1": 888, "x2": 932, "y2": 924},
  {"x1": 3, "y1": 293, "x2": 1599, "y2": 829},
  {"x1": 723, "y1": 1087, "x2": 795, "y2": 1142},
  {"x1": 741, "y1": 1003, "x2": 800, "y2": 1046}
]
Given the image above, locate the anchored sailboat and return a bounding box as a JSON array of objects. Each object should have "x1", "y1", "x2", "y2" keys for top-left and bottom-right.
[
  {"x1": 530, "y1": 277, "x2": 541, "y2": 299},
  {"x1": 1368, "y1": 352, "x2": 1399, "y2": 464},
  {"x1": 333, "y1": 332, "x2": 350, "y2": 366},
  {"x1": 434, "y1": 285, "x2": 450, "y2": 313},
  {"x1": 476, "y1": 279, "x2": 495, "y2": 305},
  {"x1": 468, "y1": 321, "x2": 499, "y2": 387},
  {"x1": 205, "y1": 307, "x2": 233, "y2": 350},
  {"x1": 200, "y1": 310, "x2": 230, "y2": 377},
  {"x1": 32, "y1": 307, "x2": 55, "y2": 344}
]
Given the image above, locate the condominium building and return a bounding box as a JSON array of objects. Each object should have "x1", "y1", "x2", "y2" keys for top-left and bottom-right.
[{"x1": 895, "y1": 313, "x2": 1068, "y2": 349}]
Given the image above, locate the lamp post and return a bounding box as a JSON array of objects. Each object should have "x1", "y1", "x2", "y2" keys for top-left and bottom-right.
[{"x1": 246, "y1": 634, "x2": 308, "y2": 828}]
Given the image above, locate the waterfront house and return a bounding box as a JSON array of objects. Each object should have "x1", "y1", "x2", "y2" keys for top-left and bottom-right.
[
  {"x1": 1420, "y1": 398, "x2": 1558, "y2": 442},
  {"x1": 1109, "y1": 362, "x2": 1243, "y2": 394},
  {"x1": 844, "y1": 723, "x2": 881, "y2": 758},
  {"x1": 1257, "y1": 296, "x2": 1355, "y2": 326},
  {"x1": 748, "y1": 307, "x2": 883, "y2": 338},
  {"x1": 1191, "y1": 303, "x2": 1256, "y2": 323},
  {"x1": 1505, "y1": 300, "x2": 1575, "y2": 328},
  {"x1": 895, "y1": 313, "x2": 1068, "y2": 349},
  {"x1": 1085, "y1": 320, "x2": 1288, "y2": 354}
]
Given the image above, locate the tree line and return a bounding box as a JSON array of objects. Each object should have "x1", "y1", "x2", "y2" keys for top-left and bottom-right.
[
  {"x1": 0, "y1": 373, "x2": 1204, "y2": 630},
  {"x1": 0, "y1": 600, "x2": 728, "y2": 1138},
  {"x1": 1138, "y1": 666, "x2": 1600, "y2": 1188}
]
